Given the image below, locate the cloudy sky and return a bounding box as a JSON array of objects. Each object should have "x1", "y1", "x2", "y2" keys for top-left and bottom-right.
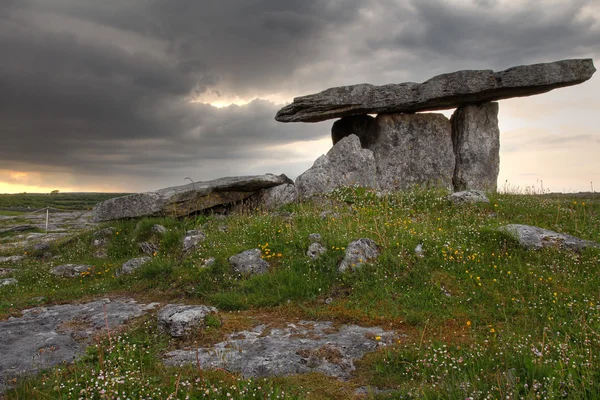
[{"x1": 1, "y1": 0, "x2": 599, "y2": 193}]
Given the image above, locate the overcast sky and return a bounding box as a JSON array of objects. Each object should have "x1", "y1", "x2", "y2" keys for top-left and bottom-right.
[{"x1": 1, "y1": 0, "x2": 599, "y2": 193}]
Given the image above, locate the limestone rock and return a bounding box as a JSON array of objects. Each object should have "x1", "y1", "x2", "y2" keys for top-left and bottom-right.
[
  {"x1": 157, "y1": 304, "x2": 218, "y2": 338},
  {"x1": 0, "y1": 256, "x2": 24, "y2": 264},
  {"x1": 51, "y1": 264, "x2": 92, "y2": 278},
  {"x1": 93, "y1": 227, "x2": 115, "y2": 237},
  {"x1": 451, "y1": 102, "x2": 500, "y2": 191},
  {"x1": 448, "y1": 190, "x2": 490, "y2": 204},
  {"x1": 295, "y1": 135, "x2": 376, "y2": 199},
  {"x1": 163, "y1": 321, "x2": 395, "y2": 380},
  {"x1": 183, "y1": 230, "x2": 206, "y2": 252},
  {"x1": 92, "y1": 238, "x2": 108, "y2": 247},
  {"x1": 117, "y1": 257, "x2": 152, "y2": 276},
  {"x1": 338, "y1": 238, "x2": 380, "y2": 273},
  {"x1": 229, "y1": 249, "x2": 269, "y2": 275},
  {"x1": 200, "y1": 257, "x2": 216, "y2": 268},
  {"x1": 0, "y1": 268, "x2": 17, "y2": 277},
  {"x1": 252, "y1": 183, "x2": 297, "y2": 209},
  {"x1": 0, "y1": 278, "x2": 17, "y2": 287},
  {"x1": 331, "y1": 115, "x2": 377, "y2": 147},
  {"x1": 275, "y1": 59, "x2": 596, "y2": 122},
  {"x1": 92, "y1": 174, "x2": 293, "y2": 221},
  {"x1": 151, "y1": 224, "x2": 167, "y2": 234},
  {"x1": 308, "y1": 233, "x2": 322, "y2": 243},
  {"x1": 307, "y1": 242, "x2": 327, "y2": 260},
  {"x1": 138, "y1": 241, "x2": 158, "y2": 256},
  {"x1": 499, "y1": 224, "x2": 600, "y2": 251},
  {"x1": 369, "y1": 113, "x2": 454, "y2": 191}
]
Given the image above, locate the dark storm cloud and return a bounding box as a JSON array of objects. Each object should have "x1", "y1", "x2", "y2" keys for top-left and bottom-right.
[{"x1": 0, "y1": 0, "x2": 599, "y2": 191}]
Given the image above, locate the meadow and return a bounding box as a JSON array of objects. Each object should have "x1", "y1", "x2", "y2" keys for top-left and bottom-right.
[
  {"x1": 0, "y1": 192, "x2": 129, "y2": 213},
  {"x1": 1, "y1": 187, "x2": 599, "y2": 399}
]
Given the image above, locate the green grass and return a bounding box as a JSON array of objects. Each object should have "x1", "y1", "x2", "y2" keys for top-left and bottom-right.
[
  {"x1": 2, "y1": 187, "x2": 600, "y2": 399},
  {"x1": 0, "y1": 192, "x2": 129, "y2": 211}
]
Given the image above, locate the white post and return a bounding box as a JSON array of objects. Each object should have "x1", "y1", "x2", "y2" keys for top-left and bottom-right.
[{"x1": 45, "y1": 207, "x2": 49, "y2": 233}]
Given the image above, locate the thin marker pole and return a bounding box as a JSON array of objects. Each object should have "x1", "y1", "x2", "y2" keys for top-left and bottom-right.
[{"x1": 46, "y1": 207, "x2": 49, "y2": 233}]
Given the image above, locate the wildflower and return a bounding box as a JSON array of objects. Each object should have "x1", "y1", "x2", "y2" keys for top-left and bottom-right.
[
  {"x1": 490, "y1": 328, "x2": 495, "y2": 333},
  {"x1": 466, "y1": 321, "x2": 471, "y2": 326},
  {"x1": 375, "y1": 336, "x2": 381, "y2": 341}
]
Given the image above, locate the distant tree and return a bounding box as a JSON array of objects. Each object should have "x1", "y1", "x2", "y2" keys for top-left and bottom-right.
[{"x1": 50, "y1": 190, "x2": 59, "y2": 194}]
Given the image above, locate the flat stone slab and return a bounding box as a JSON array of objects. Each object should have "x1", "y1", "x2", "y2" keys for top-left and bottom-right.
[
  {"x1": 0, "y1": 298, "x2": 158, "y2": 392},
  {"x1": 163, "y1": 321, "x2": 396, "y2": 380},
  {"x1": 92, "y1": 174, "x2": 292, "y2": 221},
  {"x1": 275, "y1": 59, "x2": 595, "y2": 122},
  {"x1": 499, "y1": 224, "x2": 600, "y2": 251}
]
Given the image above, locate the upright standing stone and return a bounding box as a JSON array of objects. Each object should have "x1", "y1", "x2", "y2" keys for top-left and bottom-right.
[
  {"x1": 451, "y1": 102, "x2": 500, "y2": 192},
  {"x1": 368, "y1": 113, "x2": 454, "y2": 191}
]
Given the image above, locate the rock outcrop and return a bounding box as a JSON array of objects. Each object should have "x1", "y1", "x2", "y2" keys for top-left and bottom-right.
[
  {"x1": 157, "y1": 304, "x2": 218, "y2": 338},
  {"x1": 275, "y1": 59, "x2": 595, "y2": 122},
  {"x1": 92, "y1": 174, "x2": 293, "y2": 221},
  {"x1": 451, "y1": 102, "x2": 500, "y2": 191},
  {"x1": 447, "y1": 190, "x2": 490, "y2": 204},
  {"x1": 499, "y1": 224, "x2": 600, "y2": 251},
  {"x1": 295, "y1": 135, "x2": 376, "y2": 199},
  {"x1": 117, "y1": 257, "x2": 152, "y2": 276},
  {"x1": 368, "y1": 113, "x2": 455, "y2": 191}
]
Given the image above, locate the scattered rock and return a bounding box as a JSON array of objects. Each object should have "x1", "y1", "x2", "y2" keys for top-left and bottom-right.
[
  {"x1": 414, "y1": 243, "x2": 424, "y2": 257},
  {"x1": 338, "y1": 238, "x2": 380, "y2": 273},
  {"x1": 139, "y1": 241, "x2": 158, "y2": 256},
  {"x1": 295, "y1": 135, "x2": 376, "y2": 199},
  {"x1": 0, "y1": 268, "x2": 16, "y2": 277},
  {"x1": 308, "y1": 233, "x2": 322, "y2": 243},
  {"x1": 448, "y1": 190, "x2": 490, "y2": 204},
  {"x1": 93, "y1": 248, "x2": 108, "y2": 259},
  {"x1": 0, "y1": 225, "x2": 36, "y2": 234},
  {"x1": 151, "y1": 224, "x2": 167, "y2": 235},
  {"x1": 92, "y1": 238, "x2": 108, "y2": 247},
  {"x1": 157, "y1": 304, "x2": 218, "y2": 338},
  {"x1": 183, "y1": 230, "x2": 206, "y2": 252},
  {"x1": 499, "y1": 224, "x2": 600, "y2": 251},
  {"x1": 251, "y1": 183, "x2": 298, "y2": 210},
  {"x1": 163, "y1": 321, "x2": 395, "y2": 380},
  {"x1": 0, "y1": 278, "x2": 17, "y2": 287},
  {"x1": 229, "y1": 249, "x2": 269, "y2": 276},
  {"x1": 51, "y1": 264, "x2": 93, "y2": 278},
  {"x1": 93, "y1": 227, "x2": 115, "y2": 237},
  {"x1": 92, "y1": 174, "x2": 293, "y2": 221},
  {"x1": 30, "y1": 242, "x2": 51, "y2": 254},
  {"x1": 218, "y1": 225, "x2": 229, "y2": 233},
  {"x1": 0, "y1": 298, "x2": 156, "y2": 392},
  {"x1": 200, "y1": 257, "x2": 216, "y2": 268},
  {"x1": 369, "y1": 113, "x2": 455, "y2": 191},
  {"x1": 275, "y1": 59, "x2": 596, "y2": 122},
  {"x1": 117, "y1": 257, "x2": 152, "y2": 276},
  {"x1": 0, "y1": 255, "x2": 24, "y2": 264},
  {"x1": 307, "y1": 242, "x2": 327, "y2": 260},
  {"x1": 451, "y1": 102, "x2": 500, "y2": 191},
  {"x1": 331, "y1": 115, "x2": 377, "y2": 147}
]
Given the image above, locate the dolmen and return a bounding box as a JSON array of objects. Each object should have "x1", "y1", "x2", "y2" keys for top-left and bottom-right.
[{"x1": 276, "y1": 59, "x2": 595, "y2": 194}]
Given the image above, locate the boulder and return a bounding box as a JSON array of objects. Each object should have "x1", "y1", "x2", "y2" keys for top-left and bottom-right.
[
  {"x1": 451, "y1": 102, "x2": 500, "y2": 191},
  {"x1": 447, "y1": 190, "x2": 490, "y2": 204},
  {"x1": 51, "y1": 264, "x2": 93, "y2": 278},
  {"x1": 157, "y1": 304, "x2": 218, "y2": 337},
  {"x1": 331, "y1": 115, "x2": 377, "y2": 147},
  {"x1": 92, "y1": 174, "x2": 293, "y2": 221},
  {"x1": 307, "y1": 242, "x2": 327, "y2": 260},
  {"x1": 0, "y1": 278, "x2": 17, "y2": 287},
  {"x1": 295, "y1": 135, "x2": 376, "y2": 199},
  {"x1": 182, "y1": 230, "x2": 206, "y2": 252},
  {"x1": 369, "y1": 113, "x2": 454, "y2": 191},
  {"x1": 117, "y1": 257, "x2": 152, "y2": 276},
  {"x1": 499, "y1": 224, "x2": 600, "y2": 251},
  {"x1": 338, "y1": 238, "x2": 380, "y2": 273},
  {"x1": 229, "y1": 249, "x2": 269, "y2": 275},
  {"x1": 251, "y1": 183, "x2": 297, "y2": 210},
  {"x1": 275, "y1": 59, "x2": 596, "y2": 122}
]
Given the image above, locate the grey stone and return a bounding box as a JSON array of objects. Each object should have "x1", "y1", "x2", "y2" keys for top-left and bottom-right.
[
  {"x1": 451, "y1": 102, "x2": 500, "y2": 191},
  {"x1": 499, "y1": 224, "x2": 600, "y2": 251},
  {"x1": 295, "y1": 135, "x2": 376, "y2": 199},
  {"x1": 369, "y1": 113, "x2": 454, "y2": 191},
  {"x1": 307, "y1": 242, "x2": 327, "y2": 260},
  {"x1": 93, "y1": 227, "x2": 115, "y2": 237},
  {"x1": 251, "y1": 183, "x2": 297, "y2": 210},
  {"x1": 308, "y1": 233, "x2": 322, "y2": 243},
  {"x1": 331, "y1": 115, "x2": 377, "y2": 147},
  {"x1": 93, "y1": 248, "x2": 108, "y2": 259},
  {"x1": 183, "y1": 230, "x2": 206, "y2": 252},
  {"x1": 164, "y1": 321, "x2": 395, "y2": 380},
  {"x1": 139, "y1": 241, "x2": 158, "y2": 255},
  {"x1": 338, "y1": 238, "x2": 380, "y2": 273},
  {"x1": 275, "y1": 59, "x2": 596, "y2": 122},
  {"x1": 0, "y1": 278, "x2": 17, "y2": 287},
  {"x1": 218, "y1": 225, "x2": 229, "y2": 233},
  {"x1": 0, "y1": 268, "x2": 16, "y2": 277},
  {"x1": 157, "y1": 304, "x2": 218, "y2": 338},
  {"x1": 117, "y1": 257, "x2": 152, "y2": 276},
  {"x1": 448, "y1": 190, "x2": 490, "y2": 204},
  {"x1": 92, "y1": 238, "x2": 108, "y2": 247},
  {"x1": 0, "y1": 255, "x2": 24, "y2": 264},
  {"x1": 151, "y1": 224, "x2": 167, "y2": 234},
  {"x1": 92, "y1": 174, "x2": 293, "y2": 221},
  {"x1": 51, "y1": 264, "x2": 93, "y2": 278},
  {"x1": 200, "y1": 257, "x2": 216, "y2": 268},
  {"x1": 0, "y1": 225, "x2": 35, "y2": 234},
  {"x1": 0, "y1": 298, "x2": 155, "y2": 392},
  {"x1": 229, "y1": 249, "x2": 269, "y2": 275},
  {"x1": 31, "y1": 242, "x2": 50, "y2": 253}
]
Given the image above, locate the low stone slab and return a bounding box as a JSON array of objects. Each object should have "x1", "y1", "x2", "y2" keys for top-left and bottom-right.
[
  {"x1": 275, "y1": 59, "x2": 595, "y2": 122},
  {"x1": 163, "y1": 321, "x2": 395, "y2": 380},
  {"x1": 447, "y1": 190, "x2": 490, "y2": 204},
  {"x1": 51, "y1": 264, "x2": 93, "y2": 278},
  {"x1": 157, "y1": 304, "x2": 218, "y2": 337},
  {"x1": 251, "y1": 183, "x2": 298, "y2": 210},
  {"x1": 499, "y1": 224, "x2": 600, "y2": 251},
  {"x1": 0, "y1": 278, "x2": 17, "y2": 287},
  {"x1": 0, "y1": 255, "x2": 25, "y2": 264},
  {"x1": 0, "y1": 298, "x2": 157, "y2": 392},
  {"x1": 117, "y1": 257, "x2": 152, "y2": 276},
  {"x1": 92, "y1": 174, "x2": 293, "y2": 221}
]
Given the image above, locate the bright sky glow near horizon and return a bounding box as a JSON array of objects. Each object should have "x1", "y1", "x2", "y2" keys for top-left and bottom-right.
[{"x1": 1, "y1": 0, "x2": 599, "y2": 194}]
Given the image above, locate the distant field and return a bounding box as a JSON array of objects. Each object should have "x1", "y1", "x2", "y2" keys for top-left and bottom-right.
[{"x1": 0, "y1": 192, "x2": 130, "y2": 211}]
